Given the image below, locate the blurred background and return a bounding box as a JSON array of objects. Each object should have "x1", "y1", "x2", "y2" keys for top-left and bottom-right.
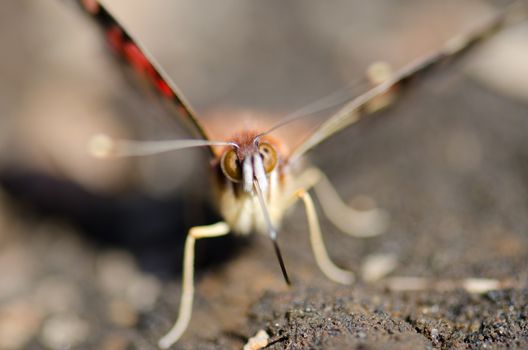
[{"x1": 0, "y1": 1, "x2": 527, "y2": 349}]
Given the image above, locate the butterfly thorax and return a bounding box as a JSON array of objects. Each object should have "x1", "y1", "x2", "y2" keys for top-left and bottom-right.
[{"x1": 212, "y1": 131, "x2": 294, "y2": 235}]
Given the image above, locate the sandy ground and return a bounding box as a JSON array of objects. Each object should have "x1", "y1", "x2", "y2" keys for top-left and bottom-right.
[{"x1": 0, "y1": 1, "x2": 527, "y2": 349}]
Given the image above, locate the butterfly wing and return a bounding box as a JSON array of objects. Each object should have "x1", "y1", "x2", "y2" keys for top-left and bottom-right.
[
  {"x1": 76, "y1": 0, "x2": 214, "y2": 157},
  {"x1": 289, "y1": 4, "x2": 524, "y2": 161}
]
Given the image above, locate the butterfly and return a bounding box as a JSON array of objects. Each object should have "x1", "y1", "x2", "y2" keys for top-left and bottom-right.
[{"x1": 75, "y1": 0, "x2": 523, "y2": 348}]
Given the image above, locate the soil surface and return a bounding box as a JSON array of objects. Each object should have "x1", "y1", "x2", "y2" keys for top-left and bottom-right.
[{"x1": 0, "y1": 1, "x2": 527, "y2": 349}]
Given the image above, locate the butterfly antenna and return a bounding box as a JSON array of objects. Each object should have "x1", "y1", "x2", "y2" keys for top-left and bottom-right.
[
  {"x1": 258, "y1": 80, "x2": 366, "y2": 138},
  {"x1": 88, "y1": 133, "x2": 236, "y2": 158},
  {"x1": 253, "y1": 179, "x2": 291, "y2": 285}
]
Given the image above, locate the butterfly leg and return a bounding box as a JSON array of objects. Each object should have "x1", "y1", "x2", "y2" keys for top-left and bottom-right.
[
  {"x1": 293, "y1": 188, "x2": 355, "y2": 285},
  {"x1": 297, "y1": 167, "x2": 389, "y2": 238},
  {"x1": 158, "y1": 222, "x2": 230, "y2": 349}
]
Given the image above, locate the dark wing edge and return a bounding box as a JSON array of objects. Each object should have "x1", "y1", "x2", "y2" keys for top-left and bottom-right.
[
  {"x1": 75, "y1": 0, "x2": 215, "y2": 157},
  {"x1": 289, "y1": 2, "x2": 527, "y2": 161}
]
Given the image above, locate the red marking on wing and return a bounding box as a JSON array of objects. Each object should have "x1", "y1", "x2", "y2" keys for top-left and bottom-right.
[
  {"x1": 79, "y1": 0, "x2": 214, "y2": 151},
  {"x1": 107, "y1": 28, "x2": 175, "y2": 99},
  {"x1": 106, "y1": 26, "x2": 123, "y2": 53},
  {"x1": 123, "y1": 42, "x2": 155, "y2": 76},
  {"x1": 123, "y1": 42, "x2": 174, "y2": 97},
  {"x1": 155, "y1": 79, "x2": 174, "y2": 98}
]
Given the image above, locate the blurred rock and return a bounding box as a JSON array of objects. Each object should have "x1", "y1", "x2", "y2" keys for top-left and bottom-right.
[
  {"x1": 40, "y1": 314, "x2": 90, "y2": 350},
  {"x1": 469, "y1": 23, "x2": 528, "y2": 102},
  {"x1": 361, "y1": 253, "x2": 398, "y2": 282},
  {"x1": 96, "y1": 250, "x2": 138, "y2": 297},
  {"x1": 0, "y1": 300, "x2": 42, "y2": 350},
  {"x1": 243, "y1": 329, "x2": 269, "y2": 350},
  {"x1": 0, "y1": 244, "x2": 36, "y2": 301},
  {"x1": 108, "y1": 300, "x2": 138, "y2": 328},
  {"x1": 33, "y1": 276, "x2": 82, "y2": 314}
]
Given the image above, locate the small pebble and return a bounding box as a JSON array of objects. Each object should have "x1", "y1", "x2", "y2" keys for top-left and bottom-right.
[
  {"x1": 431, "y1": 328, "x2": 439, "y2": 339},
  {"x1": 357, "y1": 331, "x2": 367, "y2": 339},
  {"x1": 40, "y1": 314, "x2": 90, "y2": 349},
  {"x1": 97, "y1": 251, "x2": 138, "y2": 296},
  {"x1": 463, "y1": 278, "x2": 500, "y2": 294},
  {"x1": 366, "y1": 61, "x2": 393, "y2": 85},
  {"x1": 470, "y1": 26, "x2": 528, "y2": 102},
  {"x1": 243, "y1": 330, "x2": 269, "y2": 350},
  {"x1": 361, "y1": 253, "x2": 398, "y2": 282}
]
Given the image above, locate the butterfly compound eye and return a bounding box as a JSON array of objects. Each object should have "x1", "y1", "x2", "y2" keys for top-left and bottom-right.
[
  {"x1": 221, "y1": 149, "x2": 242, "y2": 182},
  {"x1": 258, "y1": 142, "x2": 278, "y2": 173}
]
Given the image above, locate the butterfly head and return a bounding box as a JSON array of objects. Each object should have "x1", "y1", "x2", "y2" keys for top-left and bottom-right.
[{"x1": 220, "y1": 132, "x2": 279, "y2": 194}]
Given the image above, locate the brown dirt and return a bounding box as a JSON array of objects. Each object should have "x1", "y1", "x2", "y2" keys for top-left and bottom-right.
[{"x1": 0, "y1": 1, "x2": 527, "y2": 349}]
